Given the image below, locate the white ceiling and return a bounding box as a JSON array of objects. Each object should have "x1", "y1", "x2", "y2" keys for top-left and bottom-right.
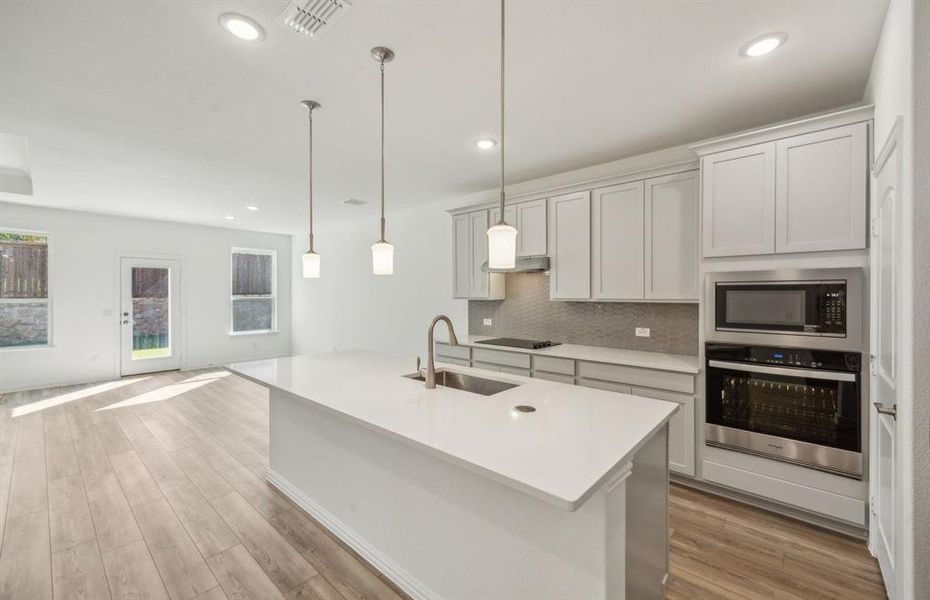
[{"x1": 0, "y1": 0, "x2": 888, "y2": 234}]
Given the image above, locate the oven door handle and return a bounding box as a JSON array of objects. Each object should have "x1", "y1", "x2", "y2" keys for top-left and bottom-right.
[{"x1": 708, "y1": 360, "x2": 857, "y2": 382}]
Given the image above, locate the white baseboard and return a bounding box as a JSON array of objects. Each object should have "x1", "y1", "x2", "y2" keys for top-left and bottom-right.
[
  {"x1": 0, "y1": 374, "x2": 115, "y2": 395},
  {"x1": 266, "y1": 468, "x2": 437, "y2": 600}
]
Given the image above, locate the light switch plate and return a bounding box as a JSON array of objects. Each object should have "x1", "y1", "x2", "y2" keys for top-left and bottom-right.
[
  {"x1": 635, "y1": 327, "x2": 651, "y2": 338},
  {"x1": 483, "y1": 318, "x2": 493, "y2": 326}
]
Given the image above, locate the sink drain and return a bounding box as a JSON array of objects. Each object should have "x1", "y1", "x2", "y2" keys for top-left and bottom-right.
[{"x1": 512, "y1": 405, "x2": 536, "y2": 413}]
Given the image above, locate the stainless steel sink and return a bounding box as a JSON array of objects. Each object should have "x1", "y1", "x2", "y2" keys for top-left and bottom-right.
[{"x1": 404, "y1": 370, "x2": 518, "y2": 396}]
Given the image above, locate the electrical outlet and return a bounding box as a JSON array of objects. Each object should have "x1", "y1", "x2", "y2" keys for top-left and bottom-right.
[
  {"x1": 483, "y1": 318, "x2": 493, "y2": 326},
  {"x1": 635, "y1": 327, "x2": 651, "y2": 338}
]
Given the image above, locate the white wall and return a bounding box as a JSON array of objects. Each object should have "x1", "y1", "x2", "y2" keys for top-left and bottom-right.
[
  {"x1": 291, "y1": 198, "x2": 468, "y2": 362},
  {"x1": 290, "y1": 146, "x2": 695, "y2": 361},
  {"x1": 0, "y1": 202, "x2": 292, "y2": 392},
  {"x1": 862, "y1": 1, "x2": 919, "y2": 597},
  {"x1": 909, "y1": 2, "x2": 929, "y2": 596}
]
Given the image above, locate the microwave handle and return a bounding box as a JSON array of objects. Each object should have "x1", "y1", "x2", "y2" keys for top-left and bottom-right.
[{"x1": 708, "y1": 360, "x2": 857, "y2": 382}]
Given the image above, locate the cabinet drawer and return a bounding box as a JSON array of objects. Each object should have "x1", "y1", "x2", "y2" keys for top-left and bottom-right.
[
  {"x1": 435, "y1": 342, "x2": 470, "y2": 360},
  {"x1": 472, "y1": 348, "x2": 531, "y2": 369},
  {"x1": 499, "y1": 365, "x2": 531, "y2": 377},
  {"x1": 577, "y1": 378, "x2": 632, "y2": 394},
  {"x1": 577, "y1": 362, "x2": 694, "y2": 394},
  {"x1": 630, "y1": 387, "x2": 693, "y2": 405},
  {"x1": 533, "y1": 356, "x2": 575, "y2": 375},
  {"x1": 534, "y1": 371, "x2": 574, "y2": 385},
  {"x1": 446, "y1": 358, "x2": 471, "y2": 367}
]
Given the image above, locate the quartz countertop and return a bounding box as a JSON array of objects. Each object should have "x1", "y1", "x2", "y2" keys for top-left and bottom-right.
[
  {"x1": 227, "y1": 351, "x2": 678, "y2": 511},
  {"x1": 437, "y1": 334, "x2": 701, "y2": 374}
]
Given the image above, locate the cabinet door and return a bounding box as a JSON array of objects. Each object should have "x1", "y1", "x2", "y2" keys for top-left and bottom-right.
[
  {"x1": 702, "y1": 142, "x2": 776, "y2": 257},
  {"x1": 469, "y1": 210, "x2": 489, "y2": 298},
  {"x1": 549, "y1": 191, "x2": 591, "y2": 300},
  {"x1": 645, "y1": 171, "x2": 699, "y2": 300},
  {"x1": 591, "y1": 181, "x2": 644, "y2": 300},
  {"x1": 490, "y1": 205, "x2": 517, "y2": 229},
  {"x1": 775, "y1": 122, "x2": 868, "y2": 253},
  {"x1": 632, "y1": 387, "x2": 695, "y2": 476},
  {"x1": 452, "y1": 213, "x2": 471, "y2": 299},
  {"x1": 516, "y1": 199, "x2": 547, "y2": 256}
]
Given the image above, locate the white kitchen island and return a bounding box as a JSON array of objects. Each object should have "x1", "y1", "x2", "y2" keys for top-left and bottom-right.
[{"x1": 227, "y1": 351, "x2": 679, "y2": 600}]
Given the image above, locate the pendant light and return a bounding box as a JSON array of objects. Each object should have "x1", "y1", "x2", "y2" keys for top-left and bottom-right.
[
  {"x1": 301, "y1": 100, "x2": 322, "y2": 278},
  {"x1": 487, "y1": 0, "x2": 517, "y2": 270},
  {"x1": 370, "y1": 46, "x2": 395, "y2": 275}
]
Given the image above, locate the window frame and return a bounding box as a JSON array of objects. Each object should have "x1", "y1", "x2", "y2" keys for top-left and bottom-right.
[
  {"x1": 229, "y1": 247, "x2": 277, "y2": 336},
  {"x1": 0, "y1": 228, "x2": 52, "y2": 351}
]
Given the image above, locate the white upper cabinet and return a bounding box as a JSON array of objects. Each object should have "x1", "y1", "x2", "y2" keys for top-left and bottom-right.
[
  {"x1": 470, "y1": 210, "x2": 490, "y2": 297},
  {"x1": 701, "y1": 142, "x2": 776, "y2": 257},
  {"x1": 775, "y1": 122, "x2": 868, "y2": 253},
  {"x1": 516, "y1": 199, "x2": 547, "y2": 256},
  {"x1": 549, "y1": 191, "x2": 591, "y2": 300},
  {"x1": 492, "y1": 198, "x2": 548, "y2": 257},
  {"x1": 645, "y1": 171, "x2": 699, "y2": 300},
  {"x1": 490, "y1": 204, "x2": 516, "y2": 229},
  {"x1": 592, "y1": 181, "x2": 645, "y2": 300},
  {"x1": 452, "y1": 213, "x2": 470, "y2": 298},
  {"x1": 452, "y1": 209, "x2": 504, "y2": 300},
  {"x1": 694, "y1": 108, "x2": 872, "y2": 258}
]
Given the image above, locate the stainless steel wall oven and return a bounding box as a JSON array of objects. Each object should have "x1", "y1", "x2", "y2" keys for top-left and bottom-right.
[{"x1": 705, "y1": 343, "x2": 862, "y2": 478}]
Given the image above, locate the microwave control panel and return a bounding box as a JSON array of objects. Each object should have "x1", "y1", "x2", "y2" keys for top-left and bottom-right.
[{"x1": 818, "y1": 285, "x2": 846, "y2": 334}]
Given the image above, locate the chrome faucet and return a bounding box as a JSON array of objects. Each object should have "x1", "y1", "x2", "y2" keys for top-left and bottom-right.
[{"x1": 426, "y1": 315, "x2": 458, "y2": 389}]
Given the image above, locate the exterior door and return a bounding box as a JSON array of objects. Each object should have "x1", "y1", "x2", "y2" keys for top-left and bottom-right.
[
  {"x1": 120, "y1": 257, "x2": 181, "y2": 375},
  {"x1": 869, "y1": 118, "x2": 902, "y2": 599}
]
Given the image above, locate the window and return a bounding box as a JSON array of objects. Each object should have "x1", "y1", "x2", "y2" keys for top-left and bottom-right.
[
  {"x1": 0, "y1": 230, "x2": 50, "y2": 348},
  {"x1": 231, "y1": 248, "x2": 276, "y2": 334}
]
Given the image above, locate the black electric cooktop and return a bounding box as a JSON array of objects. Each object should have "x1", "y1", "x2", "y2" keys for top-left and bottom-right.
[{"x1": 475, "y1": 337, "x2": 562, "y2": 350}]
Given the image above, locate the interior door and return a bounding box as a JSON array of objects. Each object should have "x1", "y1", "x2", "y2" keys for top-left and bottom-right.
[
  {"x1": 120, "y1": 257, "x2": 181, "y2": 376},
  {"x1": 869, "y1": 118, "x2": 902, "y2": 599}
]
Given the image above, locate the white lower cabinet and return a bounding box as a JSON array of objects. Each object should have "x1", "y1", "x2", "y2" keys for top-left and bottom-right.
[
  {"x1": 631, "y1": 387, "x2": 695, "y2": 477},
  {"x1": 434, "y1": 343, "x2": 698, "y2": 476}
]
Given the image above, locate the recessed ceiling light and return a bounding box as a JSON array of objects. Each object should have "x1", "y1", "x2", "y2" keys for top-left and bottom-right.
[
  {"x1": 224, "y1": 215, "x2": 236, "y2": 220},
  {"x1": 246, "y1": 205, "x2": 260, "y2": 211},
  {"x1": 475, "y1": 139, "x2": 497, "y2": 151},
  {"x1": 741, "y1": 33, "x2": 787, "y2": 57},
  {"x1": 219, "y1": 13, "x2": 265, "y2": 42}
]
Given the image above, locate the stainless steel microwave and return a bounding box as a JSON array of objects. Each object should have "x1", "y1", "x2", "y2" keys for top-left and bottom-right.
[{"x1": 706, "y1": 269, "x2": 864, "y2": 351}]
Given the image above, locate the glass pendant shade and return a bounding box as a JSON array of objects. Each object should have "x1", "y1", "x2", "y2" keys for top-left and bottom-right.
[
  {"x1": 371, "y1": 241, "x2": 394, "y2": 275},
  {"x1": 487, "y1": 222, "x2": 518, "y2": 269},
  {"x1": 302, "y1": 250, "x2": 321, "y2": 279}
]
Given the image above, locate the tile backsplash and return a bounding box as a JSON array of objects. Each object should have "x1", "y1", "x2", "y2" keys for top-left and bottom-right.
[{"x1": 468, "y1": 273, "x2": 699, "y2": 356}]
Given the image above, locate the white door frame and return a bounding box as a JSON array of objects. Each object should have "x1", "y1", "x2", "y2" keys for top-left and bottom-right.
[
  {"x1": 868, "y1": 116, "x2": 904, "y2": 599},
  {"x1": 116, "y1": 253, "x2": 186, "y2": 377}
]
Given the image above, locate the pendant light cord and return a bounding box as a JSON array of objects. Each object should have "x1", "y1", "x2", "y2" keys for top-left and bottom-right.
[
  {"x1": 307, "y1": 108, "x2": 314, "y2": 251},
  {"x1": 498, "y1": 0, "x2": 506, "y2": 224},
  {"x1": 379, "y1": 58, "x2": 386, "y2": 242}
]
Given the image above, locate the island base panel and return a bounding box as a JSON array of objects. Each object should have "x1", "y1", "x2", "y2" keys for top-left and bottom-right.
[{"x1": 267, "y1": 389, "x2": 668, "y2": 599}]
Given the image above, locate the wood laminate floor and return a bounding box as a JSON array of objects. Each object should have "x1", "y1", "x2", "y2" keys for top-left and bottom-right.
[{"x1": 0, "y1": 369, "x2": 885, "y2": 600}]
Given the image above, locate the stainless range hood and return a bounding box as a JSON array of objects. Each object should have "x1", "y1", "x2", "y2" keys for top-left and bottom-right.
[{"x1": 481, "y1": 256, "x2": 550, "y2": 273}]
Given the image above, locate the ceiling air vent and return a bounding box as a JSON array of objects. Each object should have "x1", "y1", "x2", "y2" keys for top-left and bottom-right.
[{"x1": 282, "y1": 0, "x2": 352, "y2": 38}]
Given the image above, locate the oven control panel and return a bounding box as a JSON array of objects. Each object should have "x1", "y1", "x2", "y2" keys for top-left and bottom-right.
[{"x1": 706, "y1": 343, "x2": 861, "y2": 373}]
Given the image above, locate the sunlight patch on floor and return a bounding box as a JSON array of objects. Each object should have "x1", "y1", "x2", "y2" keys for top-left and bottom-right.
[
  {"x1": 11, "y1": 376, "x2": 152, "y2": 418},
  {"x1": 97, "y1": 371, "x2": 228, "y2": 411}
]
